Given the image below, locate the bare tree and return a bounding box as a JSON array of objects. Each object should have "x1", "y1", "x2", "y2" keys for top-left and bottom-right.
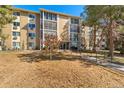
[{"x1": 44, "y1": 34, "x2": 60, "y2": 60}]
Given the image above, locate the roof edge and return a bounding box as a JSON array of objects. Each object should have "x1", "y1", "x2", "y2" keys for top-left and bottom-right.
[
  {"x1": 14, "y1": 8, "x2": 40, "y2": 14},
  {"x1": 40, "y1": 8, "x2": 81, "y2": 18},
  {"x1": 13, "y1": 7, "x2": 81, "y2": 18}
]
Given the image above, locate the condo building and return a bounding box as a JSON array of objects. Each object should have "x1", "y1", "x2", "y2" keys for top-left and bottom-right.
[
  {"x1": 0, "y1": 8, "x2": 81, "y2": 50},
  {"x1": 81, "y1": 26, "x2": 107, "y2": 50},
  {"x1": 40, "y1": 9, "x2": 81, "y2": 50},
  {"x1": 0, "y1": 8, "x2": 40, "y2": 50}
]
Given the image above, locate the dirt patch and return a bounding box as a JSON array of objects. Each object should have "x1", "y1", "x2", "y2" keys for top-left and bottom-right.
[{"x1": 0, "y1": 51, "x2": 124, "y2": 87}]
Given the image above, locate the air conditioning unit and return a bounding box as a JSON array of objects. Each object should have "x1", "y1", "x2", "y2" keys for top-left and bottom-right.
[
  {"x1": 13, "y1": 36, "x2": 17, "y2": 40},
  {"x1": 13, "y1": 26, "x2": 18, "y2": 30},
  {"x1": 30, "y1": 37, "x2": 34, "y2": 39},
  {"x1": 29, "y1": 19, "x2": 35, "y2": 23},
  {"x1": 30, "y1": 27, "x2": 34, "y2": 30}
]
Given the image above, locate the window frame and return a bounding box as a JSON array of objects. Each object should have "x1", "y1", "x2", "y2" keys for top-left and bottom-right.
[
  {"x1": 13, "y1": 12, "x2": 20, "y2": 16},
  {"x1": 12, "y1": 32, "x2": 20, "y2": 36},
  {"x1": 13, "y1": 22, "x2": 20, "y2": 27}
]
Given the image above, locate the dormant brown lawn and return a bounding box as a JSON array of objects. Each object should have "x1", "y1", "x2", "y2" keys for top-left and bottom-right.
[{"x1": 0, "y1": 51, "x2": 124, "y2": 88}]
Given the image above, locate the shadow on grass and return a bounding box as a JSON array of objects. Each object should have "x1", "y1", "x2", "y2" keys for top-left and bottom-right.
[{"x1": 17, "y1": 51, "x2": 82, "y2": 63}]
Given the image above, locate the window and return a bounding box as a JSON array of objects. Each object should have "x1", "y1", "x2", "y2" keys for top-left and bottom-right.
[
  {"x1": 71, "y1": 18, "x2": 79, "y2": 24},
  {"x1": 52, "y1": 14, "x2": 57, "y2": 21},
  {"x1": 41, "y1": 11, "x2": 43, "y2": 19},
  {"x1": 74, "y1": 19, "x2": 79, "y2": 24},
  {"x1": 52, "y1": 22, "x2": 57, "y2": 30},
  {"x1": 29, "y1": 14, "x2": 35, "y2": 19},
  {"x1": 12, "y1": 32, "x2": 20, "y2": 36},
  {"x1": 13, "y1": 12, "x2": 20, "y2": 16},
  {"x1": 70, "y1": 33, "x2": 78, "y2": 42},
  {"x1": 44, "y1": 21, "x2": 57, "y2": 30},
  {"x1": 13, "y1": 22, "x2": 20, "y2": 27},
  {"x1": 44, "y1": 21, "x2": 49, "y2": 29},
  {"x1": 29, "y1": 24, "x2": 35, "y2": 30},
  {"x1": 48, "y1": 13, "x2": 52, "y2": 20},
  {"x1": 13, "y1": 42, "x2": 20, "y2": 48},
  {"x1": 28, "y1": 33, "x2": 36, "y2": 39},
  {"x1": 74, "y1": 34, "x2": 78, "y2": 41},
  {"x1": 29, "y1": 42, "x2": 34, "y2": 47},
  {"x1": 44, "y1": 12, "x2": 57, "y2": 21},
  {"x1": 70, "y1": 25, "x2": 78, "y2": 32},
  {"x1": 29, "y1": 14, "x2": 35, "y2": 24},
  {"x1": 49, "y1": 22, "x2": 52, "y2": 30},
  {"x1": 41, "y1": 20, "x2": 43, "y2": 29},
  {"x1": 44, "y1": 12, "x2": 48, "y2": 19}
]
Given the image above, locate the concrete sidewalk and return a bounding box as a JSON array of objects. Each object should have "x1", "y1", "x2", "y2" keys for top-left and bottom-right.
[{"x1": 81, "y1": 56, "x2": 124, "y2": 73}]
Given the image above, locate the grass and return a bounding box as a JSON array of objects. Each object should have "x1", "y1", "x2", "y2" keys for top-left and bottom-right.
[
  {"x1": 113, "y1": 57, "x2": 124, "y2": 64},
  {"x1": 81, "y1": 50, "x2": 124, "y2": 63},
  {"x1": 0, "y1": 50, "x2": 124, "y2": 87}
]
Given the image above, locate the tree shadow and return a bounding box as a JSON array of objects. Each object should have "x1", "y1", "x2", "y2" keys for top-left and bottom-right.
[
  {"x1": 17, "y1": 51, "x2": 82, "y2": 63},
  {"x1": 80, "y1": 62, "x2": 96, "y2": 68}
]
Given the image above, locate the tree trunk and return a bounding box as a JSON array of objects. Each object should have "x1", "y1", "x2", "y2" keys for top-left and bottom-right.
[
  {"x1": 93, "y1": 26, "x2": 97, "y2": 52},
  {"x1": 49, "y1": 48, "x2": 52, "y2": 60},
  {"x1": 108, "y1": 23, "x2": 114, "y2": 60}
]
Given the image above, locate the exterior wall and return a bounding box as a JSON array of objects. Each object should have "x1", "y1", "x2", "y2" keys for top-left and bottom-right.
[
  {"x1": 1, "y1": 10, "x2": 40, "y2": 50},
  {"x1": 81, "y1": 26, "x2": 90, "y2": 50},
  {"x1": 40, "y1": 10, "x2": 80, "y2": 49},
  {"x1": 0, "y1": 8, "x2": 80, "y2": 50},
  {"x1": 27, "y1": 13, "x2": 36, "y2": 50},
  {"x1": 20, "y1": 11, "x2": 28, "y2": 50},
  {"x1": 81, "y1": 26, "x2": 107, "y2": 50},
  {"x1": 20, "y1": 12, "x2": 40, "y2": 50},
  {"x1": 58, "y1": 15, "x2": 70, "y2": 42},
  {"x1": 12, "y1": 11, "x2": 21, "y2": 49},
  {"x1": 35, "y1": 14, "x2": 40, "y2": 50}
]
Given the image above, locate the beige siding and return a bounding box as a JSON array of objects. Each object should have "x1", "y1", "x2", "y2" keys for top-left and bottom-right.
[
  {"x1": 58, "y1": 15, "x2": 69, "y2": 42},
  {"x1": 35, "y1": 14, "x2": 40, "y2": 49},
  {"x1": 20, "y1": 12, "x2": 28, "y2": 50},
  {"x1": 0, "y1": 8, "x2": 81, "y2": 50}
]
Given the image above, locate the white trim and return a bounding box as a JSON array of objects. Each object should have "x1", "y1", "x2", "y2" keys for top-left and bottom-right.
[
  {"x1": 40, "y1": 12, "x2": 41, "y2": 50},
  {"x1": 42, "y1": 11, "x2": 45, "y2": 48},
  {"x1": 57, "y1": 15, "x2": 59, "y2": 37},
  {"x1": 68, "y1": 17, "x2": 70, "y2": 49},
  {"x1": 43, "y1": 29, "x2": 57, "y2": 32},
  {"x1": 68, "y1": 17, "x2": 71, "y2": 42},
  {"x1": 43, "y1": 19, "x2": 57, "y2": 22}
]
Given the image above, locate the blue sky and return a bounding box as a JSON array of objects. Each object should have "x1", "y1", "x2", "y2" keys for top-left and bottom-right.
[{"x1": 14, "y1": 5, "x2": 85, "y2": 16}]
